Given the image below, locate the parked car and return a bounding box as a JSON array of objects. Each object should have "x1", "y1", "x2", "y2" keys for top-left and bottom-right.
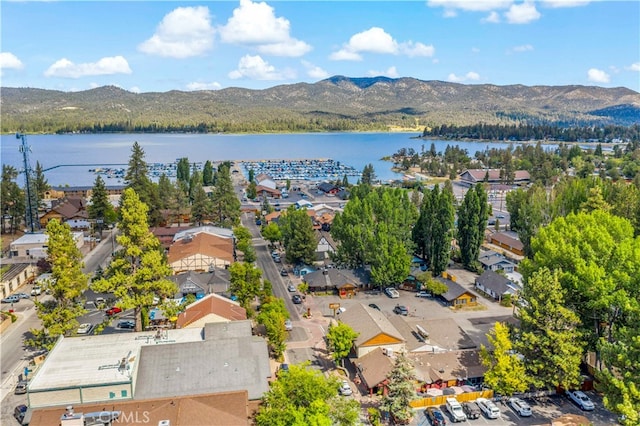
[
  {"x1": 31, "y1": 286, "x2": 42, "y2": 296},
  {"x1": 105, "y1": 306, "x2": 122, "y2": 316},
  {"x1": 118, "y1": 320, "x2": 135, "y2": 329},
  {"x1": 95, "y1": 297, "x2": 106, "y2": 306},
  {"x1": 14, "y1": 404, "x2": 28, "y2": 423},
  {"x1": 393, "y1": 305, "x2": 409, "y2": 316},
  {"x1": 273, "y1": 255, "x2": 282, "y2": 263},
  {"x1": 14, "y1": 380, "x2": 28, "y2": 395},
  {"x1": 339, "y1": 380, "x2": 353, "y2": 396},
  {"x1": 508, "y1": 397, "x2": 532, "y2": 417},
  {"x1": 15, "y1": 293, "x2": 30, "y2": 299},
  {"x1": 76, "y1": 323, "x2": 93, "y2": 335},
  {"x1": 416, "y1": 291, "x2": 432, "y2": 298},
  {"x1": 445, "y1": 397, "x2": 466, "y2": 422},
  {"x1": 1, "y1": 295, "x2": 20, "y2": 304},
  {"x1": 280, "y1": 269, "x2": 288, "y2": 276},
  {"x1": 368, "y1": 303, "x2": 381, "y2": 311},
  {"x1": 476, "y1": 398, "x2": 501, "y2": 419},
  {"x1": 567, "y1": 390, "x2": 595, "y2": 411},
  {"x1": 284, "y1": 319, "x2": 293, "y2": 331},
  {"x1": 292, "y1": 295, "x2": 303, "y2": 304},
  {"x1": 424, "y1": 407, "x2": 447, "y2": 425},
  {"x1": 462, "y1": 401, "x2": 481, "y2": 419},
  {"x1": 384, "y1": 287, "x2": 400, "y2": 298},
  {"x1": 287, "y1": 283, "x2": 297, "y2": 292}
]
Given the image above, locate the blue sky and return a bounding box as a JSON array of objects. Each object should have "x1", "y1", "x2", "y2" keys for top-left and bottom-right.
[{"x1": 1, "y1": 1, "x2": 638, "y2": 93}]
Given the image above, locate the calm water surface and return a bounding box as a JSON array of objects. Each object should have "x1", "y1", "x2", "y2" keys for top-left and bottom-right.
[{"x1": 1, "y1": 133, "x2": 516, "y2": 187}]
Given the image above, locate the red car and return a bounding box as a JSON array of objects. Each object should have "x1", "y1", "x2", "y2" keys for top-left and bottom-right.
[{"x1": 105, "y1": 306, "x2": 122, "y2": 316}]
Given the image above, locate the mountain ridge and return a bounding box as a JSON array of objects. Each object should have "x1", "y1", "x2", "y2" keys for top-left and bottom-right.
[{"x1": 1, "y1": 76, "x2": 639, "y2": 133}]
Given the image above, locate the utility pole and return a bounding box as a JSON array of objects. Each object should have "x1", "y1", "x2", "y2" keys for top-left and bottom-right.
[{"x1": 16, "y1": 132, "x2": 39, "y2": 233}]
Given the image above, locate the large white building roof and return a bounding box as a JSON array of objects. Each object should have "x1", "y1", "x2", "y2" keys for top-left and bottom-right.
[{"x1": 28, "y1": 328, "x2": 204, "y2": 391}]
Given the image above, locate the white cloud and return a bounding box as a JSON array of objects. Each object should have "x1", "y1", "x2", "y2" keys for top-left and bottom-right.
[
  {"x1": 471, "y1": 47, "x2": 481, "y2": 53},
  {"x1": 447, "y1": 71, "x2": 481, "y2": 82},
  {"x1": 401, "y1": 42, "x2": 435, "y2": 58},
  {"x1": 505, "y1": 2, "x2": 541, "y2": 24},
  {"x1": 331, "y1": 27, "x2": 434, "y2": 61},
  {"x1": 367, "y1": 66, "x2": 399, "y2": 78},
  {"x1": 219, "y1": 0, "x2": 310, "y2": 57},
  {"x1": 44, "y1": 56, "x2": 132, "y2": 78},
  {"x1": 482, "y1": 11, "x2": 501, "y2": 23},
  {"x1": 587, "y1": 68, "x2": 610, "y2": 83},
  {"x1": 228, "y1": 54, "x2": 295, "y2": 80},
  {"x1": 302, "y1": 60, "x2": 329, "y2": 79},
  {"x1": 129, "y1": 86, "x2": 141, "y2": 93},
  {"x1": 186, "y1": 81, "x2": 222, "y2": 91},
  {"x1": 428, "y1": 0, "x2": 513, "y2": 12},
  {"x1": 138, "y1": 6, "x2": 214, "y2": 58},
  {"x1": 0, "y1": 52, "x2": 24, "y2": 70},
  {"x1": 507, "y1": 44, "x2": 534, "y2": 54},
  {"x1": 329, "y1": 49, "x2": 362, "y2": 61},
  {"x1": 348, "y1": 27, "x2": 398, "y2": 54},
  {"x1": 627, "y1": 62, "x2": 640, "y2": 72},
  {"x1": 540, "y1": 0, "x2": 590, "y2": 8},
  {"x1": 257, "y1": 39, "x2": 312, "y2": 57}
]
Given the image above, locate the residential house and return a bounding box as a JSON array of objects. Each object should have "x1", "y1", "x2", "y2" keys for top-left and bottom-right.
[
  {"x1": 436, "y1": 277, "x2": 478, "y2": 309},
  {"x1": 28, "y1": 391, "x2": 254, "y2": 426},
  {"x1": 173, "y1": 226, "x2": 235, "y2": 243},
  {"x1": 314, "y1": 230, "x2": 337, "y2": 261},
  {"x1": 167, "y1": 232, "x2": 235, "y2": 274},
  {"x1": 478, "y1": 250, "x2": 516, "y2": 273},
  {"x1": 337, "y1": 303, "x2": 405, "y2": 358},
  {"x1": 487, "y1": 231, "x2": 525, "y2": 257},
  {"x1": 475, "y1": 270, "x2": 517, "y2": 301},
  {"x1": 39, "y1": 196, "x2": 89, "y2": 229},
  {"x1": 459, "y1": 169, "x2": 531, "y2": 187},
  {"x1": 176, "y1": 293, "x2": 247, "y2": 329},
  {"x1": 303, "y1": 268, "x2": 369, "y2": 297}
]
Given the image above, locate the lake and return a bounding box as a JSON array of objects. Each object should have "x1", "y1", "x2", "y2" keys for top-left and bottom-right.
[{"x1": 0, "y1": 133, "x2": 519, "y2": 187}]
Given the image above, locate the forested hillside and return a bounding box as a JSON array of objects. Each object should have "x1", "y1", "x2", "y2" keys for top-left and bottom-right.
[{"x1": 1, "y1": 76, "x2": 639, "y2": 134}]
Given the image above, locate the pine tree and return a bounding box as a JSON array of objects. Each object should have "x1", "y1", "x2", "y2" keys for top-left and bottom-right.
[
  {"x1": 93, "y1": 188, "x2": 177, "y2": 331},
  {"x1": 279, "y1": 206, "x2": 316, "y2": 265},
  {"x1": 380, "y1": 352, "x2": 417, "y2": 424},
  {"x1": 88, "y1": 175, "x2": 116, "y2": 237},
  {"x1": 457, "y1": 188, "x2": 481, "y2": 270},
  {"x1": 31, "y1": 219, "x2": 89, "y2": 349},
  {"x1": 211, "y1": 163, "x2": 240, "y2": 227}
]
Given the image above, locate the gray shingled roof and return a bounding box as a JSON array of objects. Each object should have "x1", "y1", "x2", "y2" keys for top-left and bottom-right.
[
  {"x1": 475, "y1": 270, "x2": 511, "y2": 295},
  {"x1": 437, "y1": 277, "x2": 474, "y2": 302},
  {"x1": 338, "y1": 303, "x2": 404, "y2": 347},
  {"x1": 134, "y1": 321, "x2": 270, "y2": 401},
  {"x1": 303, "y1": 268, "x2": 369, "y2": 290}
]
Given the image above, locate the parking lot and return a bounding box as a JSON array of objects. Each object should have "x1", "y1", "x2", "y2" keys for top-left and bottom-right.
[{"x1": 413, "y1": 392, "x2": 618, "y2": 425}]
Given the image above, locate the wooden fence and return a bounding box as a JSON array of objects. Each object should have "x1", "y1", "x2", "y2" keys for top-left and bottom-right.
[{"x1": 410, "y1": 389, "x2": 494, "y2": 408}]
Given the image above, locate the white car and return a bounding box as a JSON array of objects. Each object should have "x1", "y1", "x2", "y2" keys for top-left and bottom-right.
[
  {"x1": 339, "y1": 380, "x2": 353, "y2": 396},
  {"x1": 508, "y1": 397, "x2": 532, "y2": 417},
  {"x1": 415, "y1": 290, "x2": 432, "y2": 298},
  {"x1": 384, "y1": 287, "x2": 400, "y2": 298},
  {"x1": 476, "y1": 398, "x2": 501, "y2": 419},
  {"x1": 567, "y1": 390, "x2": 595, "y2": 411},
  {"x1": 76, "y1": 323, "x2": 93, "y2": 335},
  {"x1": 284, "y1": 319, "x2": 293, "y2": 331}
]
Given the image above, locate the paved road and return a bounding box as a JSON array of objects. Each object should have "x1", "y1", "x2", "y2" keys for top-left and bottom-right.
[{"x1": 0, "y1": 232, "x2": 116, "y2": 425}]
